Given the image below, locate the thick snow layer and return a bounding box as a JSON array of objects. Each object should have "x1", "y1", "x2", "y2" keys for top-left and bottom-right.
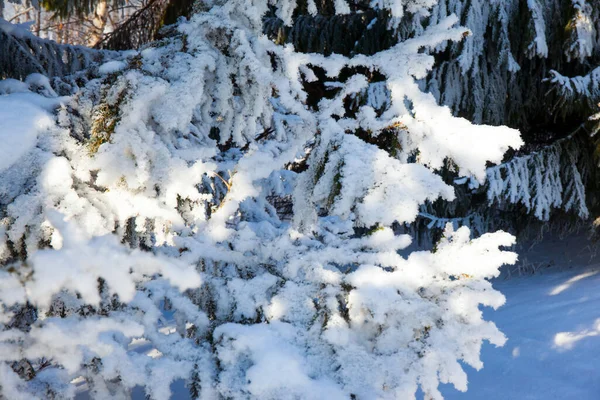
[
  {"x1": 0, "y1": 95, "x2": 54, "y2": 172},
  {"x1": 442, "y1": 237, "x2": 600, "y2": 399},
  {"x1": 98, "y1": 60, "x2": 127, "y2": 74}
]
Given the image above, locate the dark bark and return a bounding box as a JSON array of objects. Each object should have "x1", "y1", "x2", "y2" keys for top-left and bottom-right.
[{"x1": 94, "y1": 0, "x2": 195, "y2": 50}]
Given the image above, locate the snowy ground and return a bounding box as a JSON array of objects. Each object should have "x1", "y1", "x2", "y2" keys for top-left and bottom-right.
[{"x1": 443, "y1": 234, "x2": 600, "y2": 399}]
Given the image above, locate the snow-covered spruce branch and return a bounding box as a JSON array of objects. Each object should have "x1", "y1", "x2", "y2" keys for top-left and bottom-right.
[
  {"x1": 0, "y1": 1, "x2": 522, "y2": 399},
  {"x1": 418, "y1": 211, "x2": 486, "y2": 233},
  {"x1": 547, "y1": 67, "x2": 600, "y2": 110},
  {"x1": 484, "y1": 125, "x2": 590, "y2": 221},
  {"x1": 355, "y1": 79, "x2": 590, "y2": 233},
  {"x1": 414, "y1": 129, "x2": 590, "y2": 242},
  {"x1": 423, "y1": 0, "x2": 600, "y2": 127},
  {"x1": 564, "y1": 0, "x2": 596, "y2": 63},
  {"x1": 266, "y1": 0, "x2": 600, "y2": 133},
  {"x1": 0, "y1": 18, "x2": 110, "y2": 80}
]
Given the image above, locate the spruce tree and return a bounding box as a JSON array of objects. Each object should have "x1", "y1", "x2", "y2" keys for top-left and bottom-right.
[{"x1": 2, "y1": 1, "x2": 571, "y2": 399}]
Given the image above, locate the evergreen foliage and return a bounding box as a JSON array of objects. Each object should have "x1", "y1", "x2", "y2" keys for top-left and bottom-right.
[
  {"x1": 0, "y1": 1, "x2": 525, "y2": 399},
  {"x1": 39, "y1": 0, "x2": 123, "y2": 18},
  {"x1": 266, "y1": 0, "x2": 600, "y2": 136},
  {"x1": 0, "y1": 19, "x2": 109, "y2": 80}
]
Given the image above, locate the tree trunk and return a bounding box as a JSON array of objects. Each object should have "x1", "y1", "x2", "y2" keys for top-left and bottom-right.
[
  {"x1": 88, "y1": 0, "x2": 108, "y2": 47},
  {"x1": 35, "y1": 6, "x2": 41, "y2": 37}
]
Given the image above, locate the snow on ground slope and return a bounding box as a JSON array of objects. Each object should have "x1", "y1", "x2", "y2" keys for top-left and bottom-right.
[{"x1": 443, "y1": 234, "x2": 600, "y2": 399}]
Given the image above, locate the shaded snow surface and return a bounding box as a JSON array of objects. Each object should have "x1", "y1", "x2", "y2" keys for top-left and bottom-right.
[{"x1": 443, "y1": 235, "x2": 600, "y2": 399}]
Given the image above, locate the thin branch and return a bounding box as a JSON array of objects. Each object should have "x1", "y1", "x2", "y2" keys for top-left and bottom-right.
[{"x1": 8, "y1": 6, "x2": 34, "y2": 22}]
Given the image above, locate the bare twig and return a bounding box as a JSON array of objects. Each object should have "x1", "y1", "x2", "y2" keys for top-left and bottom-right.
[{"x1": 8, "y1": 6, "x2": 34, "y2": 22}]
